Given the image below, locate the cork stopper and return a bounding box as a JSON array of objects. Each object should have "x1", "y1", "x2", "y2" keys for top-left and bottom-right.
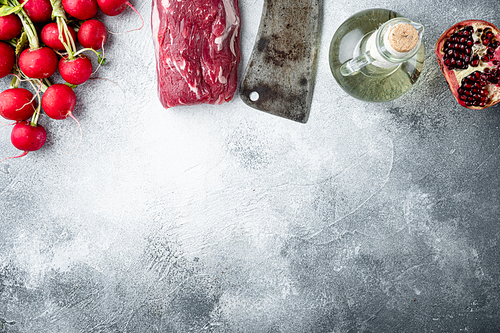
[{"x1": 388, "y1": 23, "x2": 418, "y2": 53}]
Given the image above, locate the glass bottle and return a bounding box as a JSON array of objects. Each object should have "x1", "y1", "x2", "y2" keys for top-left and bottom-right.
[{"x1": 329, "y1": 9, "x2": 425, "y2": 102}]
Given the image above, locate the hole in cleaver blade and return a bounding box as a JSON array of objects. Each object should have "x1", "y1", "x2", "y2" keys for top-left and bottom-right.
[{"x1": 240, "y1": 0, "x2": 323, "y2": 124}]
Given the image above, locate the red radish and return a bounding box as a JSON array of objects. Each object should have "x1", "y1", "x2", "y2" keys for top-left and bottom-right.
[
  {"x1": 58, "y1": 54, "x2": 93, "y2": 85},
  {"x1": 41, "y1": 83, "x2": 82, "y2": 151},
  {"x1": 97, "y1": 0, "x2": 128, "y2": 16},
  {"x1": 19, "y1": 47, "x2": 58, "y2": 79},
  {"x1": 41, "y1": 23, "x2": 77, "y2": 51},
  {"x1": 11, "y1": 121, "x2": 47, "y2": 151},
  {"x1": 0, "y1": 14, "x2": 22, "y2": 40},
  {"x1": 77, "y1": 19, "x2": 107, "y2": 50},
  {"x1": 14, "y1": 0, "x2": 58, "y2": 80},
  {"x1": 42, "y1": 84, "x2": 76, "y2": 119},
  {"x1": 20, "y1": 0, "x2": 52, "y2": 23},
  {"x1": 62, "y1": 0, "x2": 98, "y2": 20},
  {"x1": 0, "y1": 88, "x2": 36, "y2": 121},
  {"x1": 0, "y1": 41, "x2": 15, "y2": 78},
  {"x1": 97, "y1": 0, "x2": 143, "y2": 32}
]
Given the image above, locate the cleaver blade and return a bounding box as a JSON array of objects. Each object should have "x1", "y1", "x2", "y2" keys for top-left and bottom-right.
[{"x1": 240, "y1": 0, "x2": 323, "y2": 123}]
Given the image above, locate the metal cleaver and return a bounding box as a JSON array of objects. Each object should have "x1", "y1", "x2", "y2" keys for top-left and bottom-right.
[{"x1": 240, "y1": 0, "x2": 323, "y2": 123}]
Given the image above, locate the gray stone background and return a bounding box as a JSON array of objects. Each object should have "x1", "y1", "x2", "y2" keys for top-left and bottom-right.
[{"x1": 1, "y1": 0, "x2": 499, "y2": 332}]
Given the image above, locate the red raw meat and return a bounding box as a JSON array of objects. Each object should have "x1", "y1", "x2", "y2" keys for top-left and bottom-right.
[{"x1": 152, "y1": 0, "x2": 241, "y2": 108}]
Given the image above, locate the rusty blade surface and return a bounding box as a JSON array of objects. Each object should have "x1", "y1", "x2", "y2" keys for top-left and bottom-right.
[{"x1": 240, "y1": 0, "x2": 322, "y2": 123}]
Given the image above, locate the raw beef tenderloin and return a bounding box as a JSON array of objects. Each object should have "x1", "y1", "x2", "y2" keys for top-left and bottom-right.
[{"x1": 152, "y1": 0, "x2": 241, "y2": 108}]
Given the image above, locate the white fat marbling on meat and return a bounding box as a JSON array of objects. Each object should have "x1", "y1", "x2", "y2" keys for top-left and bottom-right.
[
  {"x1": 218, "y1": 67, "x2": 227, "y2": 84},
  {"x1": 214, "y1": 0, "x2": 240, "y2": 55}
]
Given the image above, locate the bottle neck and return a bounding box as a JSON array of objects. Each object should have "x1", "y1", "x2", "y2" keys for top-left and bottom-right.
[
  {"x1": 377, "y1": 20, "x2": 422, "y2": 61},
  {"x1": 366, "y1": 33, "x2": 400, "y2": 69}
]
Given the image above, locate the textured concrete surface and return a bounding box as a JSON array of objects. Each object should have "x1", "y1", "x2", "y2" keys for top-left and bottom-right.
[{"x1": 1, "y1": 0, "x2": 499, "y2": 332}]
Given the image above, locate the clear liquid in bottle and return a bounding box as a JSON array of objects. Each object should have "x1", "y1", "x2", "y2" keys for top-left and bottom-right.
[{"x1": 329, "y1": 9, "x2": 425, "y2": 102}]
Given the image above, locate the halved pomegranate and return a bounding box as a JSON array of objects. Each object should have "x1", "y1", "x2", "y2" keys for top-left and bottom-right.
[{"x1": 435, "y1": 20, "x2": 500, "y2": 110}]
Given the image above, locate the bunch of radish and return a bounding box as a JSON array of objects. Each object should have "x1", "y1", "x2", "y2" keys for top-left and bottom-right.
[{"x1": 0, "y1": 0, "x2": 142, "y2": 162}]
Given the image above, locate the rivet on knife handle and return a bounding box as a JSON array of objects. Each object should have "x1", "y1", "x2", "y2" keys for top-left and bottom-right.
[{"x1": 240, "y1": 0, "x2": 323, "y2": 123}]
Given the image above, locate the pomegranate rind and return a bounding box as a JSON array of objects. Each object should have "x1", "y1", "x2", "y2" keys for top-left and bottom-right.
[{"x1": 435, "y1": 20, "x2": 500, "y2": 110}]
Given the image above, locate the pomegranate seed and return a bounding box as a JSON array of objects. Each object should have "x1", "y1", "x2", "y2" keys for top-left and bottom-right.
[
  {"x1": 480, "y1": 102, "x2": 487, "y2": 107},
  {"x1": 441, "y1": 25, "x2": 500, "y2": 90},
  {"x1": 460, "y1": 95, "x2": 467, "y2": 101}
]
